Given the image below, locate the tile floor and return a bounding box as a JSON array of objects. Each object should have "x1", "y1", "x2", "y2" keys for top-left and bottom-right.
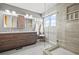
[
  {"x1": 0, "y1": 42, "x2": 51, "y2": 55},
  {"x1": 0, "y1": 41, "x2": 75, "y2": 55},
  {"x1": 51, "y1": 48, "x2": 75, "y2": 55}
]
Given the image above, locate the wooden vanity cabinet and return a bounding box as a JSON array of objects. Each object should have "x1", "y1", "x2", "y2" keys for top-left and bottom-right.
[{"x1": 0, "y1": 32, "x2": 37, "y2": 52}]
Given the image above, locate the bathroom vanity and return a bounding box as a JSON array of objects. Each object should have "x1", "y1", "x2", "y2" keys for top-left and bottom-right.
[{"x1": 0, "y1": 32, "x2": 37, "y2": 52}]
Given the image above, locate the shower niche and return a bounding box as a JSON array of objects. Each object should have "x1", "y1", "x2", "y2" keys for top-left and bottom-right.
[{"x1": 67, "y1": 4, "x2": 79, "y2": 21}]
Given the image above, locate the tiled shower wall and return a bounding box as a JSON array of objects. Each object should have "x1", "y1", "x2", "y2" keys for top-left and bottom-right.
[
  {"x1": 56, "y1": 3, "x2": 79, "y2": 54},
  {"x1": 43, "y1": 3, "x2": 79, "y2": 54}
]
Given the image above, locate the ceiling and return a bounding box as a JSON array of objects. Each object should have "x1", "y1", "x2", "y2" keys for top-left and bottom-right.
[{"x1": 7, "y1": 3, "x2": 56, "y2": 14}]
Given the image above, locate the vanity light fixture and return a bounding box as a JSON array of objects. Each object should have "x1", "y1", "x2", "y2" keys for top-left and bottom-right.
[{"x1": 25, "y1": 14, "x2": 33, "y2": 19}]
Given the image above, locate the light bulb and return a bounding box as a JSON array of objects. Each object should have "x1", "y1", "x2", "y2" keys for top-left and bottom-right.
[
  {"x1": 25, "y1": 14, "x2": 29, "y2": 18},
  {"x1": 5, "y1": 9, "x2": 11, "y2": 14},
  {"x1": 26, "y1": 14, "x2": 29, "y2": 17},
  {"x1": 5, "y1": 10, "x2": 10, "y2": 13},
  {"x1": 29, "y1": 15, "x2": 33, "y2": 18},
  {"x1": 12, "y1": 11, "x2": 16, "y2": 14}
]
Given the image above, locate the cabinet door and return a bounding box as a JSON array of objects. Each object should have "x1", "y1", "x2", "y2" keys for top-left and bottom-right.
[{"x1": 17, "y1": 15, "x2": 25, "y2": 29}]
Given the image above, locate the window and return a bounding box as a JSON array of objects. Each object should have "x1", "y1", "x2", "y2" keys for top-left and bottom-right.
[
  {"x1": 44, "y1": 14, "x2": 56, "y2": 27},
  {"x1": 51, "y1": 14, "x2": 56, "y2": 27},
  {"x1": 44, "y1": 16, "x2": 50, "y2": 27}
]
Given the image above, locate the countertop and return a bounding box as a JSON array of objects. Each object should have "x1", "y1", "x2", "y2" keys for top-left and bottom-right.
[{"x1": 0, "y1": 31, "x2": 37, "y2": 34}]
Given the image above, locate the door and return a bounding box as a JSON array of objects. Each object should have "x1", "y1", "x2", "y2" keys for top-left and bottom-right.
[{"x1": 44, "y1": 14, "x2": 57, "y2": 44}]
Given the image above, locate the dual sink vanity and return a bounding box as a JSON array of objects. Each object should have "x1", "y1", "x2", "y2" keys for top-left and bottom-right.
[{"x1": 0, "y1": 31, "x2": 37, "y2": 52}]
